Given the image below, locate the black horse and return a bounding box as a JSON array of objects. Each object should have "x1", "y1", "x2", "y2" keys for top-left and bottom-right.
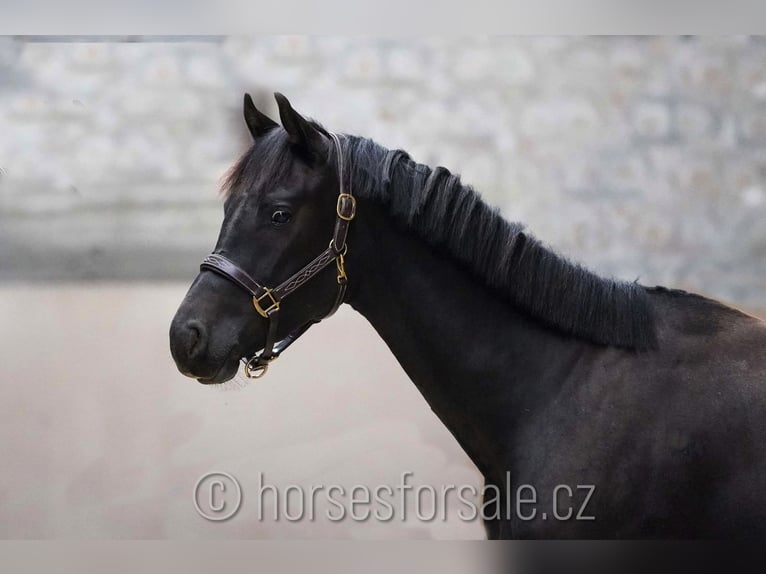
[{"x1": 170, "y1": 93, "x2": 766, "y2": 539}]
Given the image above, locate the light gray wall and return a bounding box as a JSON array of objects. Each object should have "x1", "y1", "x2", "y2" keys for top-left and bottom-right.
[{"x1": 1, "y1": 36, "x2": 764, "y2": 306}]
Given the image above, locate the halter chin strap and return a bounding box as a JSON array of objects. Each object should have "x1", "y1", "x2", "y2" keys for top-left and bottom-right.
[{"x1": 199, "y1": 132, "x2": 355, "y2": 379}]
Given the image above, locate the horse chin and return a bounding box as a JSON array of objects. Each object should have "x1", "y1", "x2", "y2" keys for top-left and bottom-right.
[{"x1": 195, "y1": 356, "x2": 240, "y2": 385}]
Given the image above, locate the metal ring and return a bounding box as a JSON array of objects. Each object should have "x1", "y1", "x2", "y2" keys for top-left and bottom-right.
[
  {"x1": 244, "y1": 357, "x2": 269, "y2": 379},
  {"x1": 329, "y1": 239, "x2": 348, "y2": 257}
]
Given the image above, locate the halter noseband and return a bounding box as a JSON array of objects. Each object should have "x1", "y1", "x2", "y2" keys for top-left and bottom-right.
[{"x1": 199, "y1": 132, "x2": 355, "y2": 379}]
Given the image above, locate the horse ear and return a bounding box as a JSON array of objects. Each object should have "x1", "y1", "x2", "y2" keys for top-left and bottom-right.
[
  {"x1": 274, "y1": 92, "x2": 325, "y2": 153},
  {"x1": 243, "y1": 93, "x2": 278, "y2": 139}
]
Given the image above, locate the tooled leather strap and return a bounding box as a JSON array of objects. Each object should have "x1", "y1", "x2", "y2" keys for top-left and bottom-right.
[
  {"x1": 272, "y1": 246, "x2": 337, "y2": 300},
  {"x1": 201, "y1": 253, "x2": 267, "y2": 297},
  {"x1": 202, "y1": 248, "x2": 336, "y2": 305}
]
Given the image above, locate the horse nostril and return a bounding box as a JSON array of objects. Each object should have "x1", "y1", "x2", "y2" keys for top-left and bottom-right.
[{"x1": 186, "y1": 320, "x2": 208, "y2": 359}]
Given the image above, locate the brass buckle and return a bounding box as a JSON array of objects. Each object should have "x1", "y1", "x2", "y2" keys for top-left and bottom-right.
[
  {"x1": 244, "y1": 356, "x2": 273, "y2": 379},
  {"x1": 336, "y1": 193, "x2": 356, "y2": 221},
  {"x1": 252, "y1": 289, "x2": 280, "y2": 318}
]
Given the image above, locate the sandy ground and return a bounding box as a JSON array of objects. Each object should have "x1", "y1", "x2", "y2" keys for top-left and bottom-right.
[{"x1": 0, "y1": 284, "x2": 484, "y2": 539}]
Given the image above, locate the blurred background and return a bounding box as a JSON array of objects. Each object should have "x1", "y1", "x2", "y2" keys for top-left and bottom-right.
[{"x1": 0, "y1": 36, "x2": 764, "y2": 538}]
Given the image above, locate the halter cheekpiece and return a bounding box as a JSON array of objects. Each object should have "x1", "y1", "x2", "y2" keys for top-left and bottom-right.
[{"x1": 199, "y1": 132, "x2": 355, "y2": 379}]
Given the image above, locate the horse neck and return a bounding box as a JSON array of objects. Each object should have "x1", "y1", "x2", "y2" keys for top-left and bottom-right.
[{"x1": 345, "y1": 202, "x2": 581, "y2": 476}]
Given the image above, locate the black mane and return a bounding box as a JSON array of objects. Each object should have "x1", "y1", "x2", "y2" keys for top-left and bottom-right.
[
  {"x1": 225, "y1": 128, "x2": 658, "y2": 351},
  {"x1": 337, "y1": 135, "x2": 657, "y2": 351}
]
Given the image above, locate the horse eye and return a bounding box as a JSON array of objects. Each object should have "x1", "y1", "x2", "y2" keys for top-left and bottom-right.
[{"x1": 271, "y1": 209, "x2": 292, "y2": 226}]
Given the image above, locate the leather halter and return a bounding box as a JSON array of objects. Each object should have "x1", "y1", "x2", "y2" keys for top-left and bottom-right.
[{"x1": 199, "y1": 132, "x2": 355, "y2": 379}]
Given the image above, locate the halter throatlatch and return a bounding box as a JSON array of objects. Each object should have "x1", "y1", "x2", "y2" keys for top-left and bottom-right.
[{"x1": 199, "y1": 132, "x2": 355, "y2": 379}]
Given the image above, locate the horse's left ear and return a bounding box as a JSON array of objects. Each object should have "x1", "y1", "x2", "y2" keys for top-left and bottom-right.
[{"x1": 274, "y1": 92, "x2": 325, "y2": 155}]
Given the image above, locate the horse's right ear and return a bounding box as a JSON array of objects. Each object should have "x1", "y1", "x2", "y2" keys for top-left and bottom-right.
[{"x1": 243, "y1": 93, "x2": 278, "y2": 139}]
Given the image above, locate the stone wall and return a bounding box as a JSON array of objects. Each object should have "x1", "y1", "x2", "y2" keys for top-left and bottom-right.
[{"x1": 1, "y1": 36, "x2": 764, "y2": 306}]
